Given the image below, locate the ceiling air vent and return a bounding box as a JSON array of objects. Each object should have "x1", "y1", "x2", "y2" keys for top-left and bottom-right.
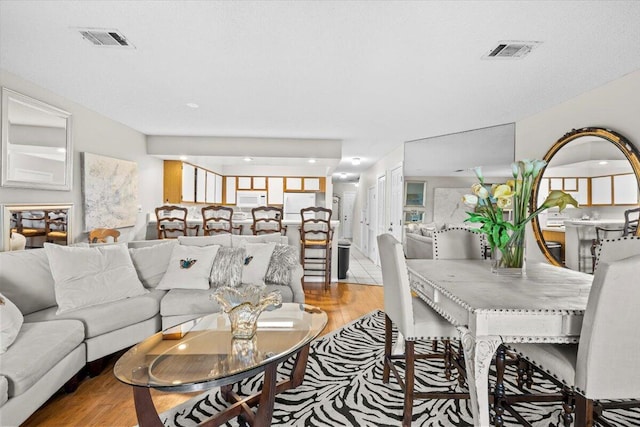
[
  {"x1": 75, "y1": 28, "x2": 135, "y2": 49},
  {"x1": 482, "y1": 41, "x2": 541, "y2": 60}
]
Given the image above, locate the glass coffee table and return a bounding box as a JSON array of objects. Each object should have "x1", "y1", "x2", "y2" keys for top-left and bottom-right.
[{"x1": 114, "y1": 303, "x2": 327, "y2": 427}]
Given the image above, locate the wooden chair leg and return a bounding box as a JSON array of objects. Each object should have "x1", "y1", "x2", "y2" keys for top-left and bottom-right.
[
  {"x1": 403, "y1": 340, "x2": 415, "y2": 427},
  {"x1": 383, "y1": 315, "x2": 392, "y2": 383},
  {"x1": 561, "y1": 385, "x2": 575, "y2": 427},
  {"x1": 574, "y1": 394, "x2": 594, "y2": 427}
]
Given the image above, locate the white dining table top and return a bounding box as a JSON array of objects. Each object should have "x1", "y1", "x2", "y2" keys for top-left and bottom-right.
[{"x1": 406, "y1": 260, "x2": 593, "y2": 314}]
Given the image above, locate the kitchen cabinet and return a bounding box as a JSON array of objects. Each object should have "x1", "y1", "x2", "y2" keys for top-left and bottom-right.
[
  {"x1": 215, "y1": 174, "x2": 223, "y2": 203},
  {"x1": 253, "y1": 176, "x2": 267, "y2": 190},
  {"x1": 613, "y1": 173, "x2": 639, "y2": 204},
  {"x1": 181, "y1": 163, "x2": 196, "y2": 203},
  {"x1": 225, "y1": 177, "x2": 236, "y2": 204},
  {"x1": 205, "y1": 171, "x2": 216, "y2": 203},
  {"x1": 591, "y1": 176, "x2": 612, "y2": 205},
  {"x1": 237, "y1": 176, "x2": 252, "y2": 190},
  {"x1": 303, "y1": 177, "x2": 320, "y2": 191},
  {"x1": 268, "y1": 177, "x2": 284, "y2": 204},
  {"x1": 285, "y1": 177, "x2": 302, "y2": 191},
  {"x1": 195, "y1": 167, "x2": 206, "y2": 203}
]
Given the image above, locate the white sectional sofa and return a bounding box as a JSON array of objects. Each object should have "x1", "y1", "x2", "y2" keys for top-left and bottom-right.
[{"x1": 0, "y1": 234, "x2": 303, "y2": 426}]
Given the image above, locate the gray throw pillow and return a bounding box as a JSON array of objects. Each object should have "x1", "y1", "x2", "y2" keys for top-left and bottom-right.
[
  {"x1": 210, "y1": 247, "x2": 245, "y2": 288},
  {"x1": 265, "y1": 244, "x2": 299, "y2": 286}
]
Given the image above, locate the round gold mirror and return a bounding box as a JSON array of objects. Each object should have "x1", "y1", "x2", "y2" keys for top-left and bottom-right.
[{"x1": 532, "y1": 127, "x2": 640, "y2": 271}]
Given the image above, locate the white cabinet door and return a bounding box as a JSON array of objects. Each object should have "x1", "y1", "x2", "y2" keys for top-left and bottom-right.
[
  {"x1": 537, "y1": 178, "x2": 550, "y2": 208},
  {"x1": 196, "y1": 168, "x2": 206, "y2": 203},
  {"x1": 205, "y1": 171, "x2": 216, "y2": 203},
  {"x1": 591, "y1": 176, "x2": 612, "y2": 205},
  {"x1": 238, "y1": 176, "x2": 252, "y2": 190},
  {"x1": 576, "y1": 178, "x2": 588, "y2": 205},
  {"x1": 613, "y1": 173, "x2": 638, "y2": 204},
  {"x1": 286, "y1": 177, "x2": 302, "y2": 191},
  {"x1": 550, "y1": 178, "x2": 563, "y2": 190},
  {"x1": 253, "y1": 176, "x2": 267, "y2": 190},
  {"x1": 267, "y1": 177, "x2": 284, "y2": 204},
  {"x1": 215, "y1": 174, "x2": 223, "y2": 204},
  {"x1": 303, "y1": 177, "x2": 320, "y2": 191},
  {"x1": 182, "y1": 163, "x2": 195, "y2": 202},
  {"x1": 225, "y1": 177, "x2": 237, "y2": 204}
]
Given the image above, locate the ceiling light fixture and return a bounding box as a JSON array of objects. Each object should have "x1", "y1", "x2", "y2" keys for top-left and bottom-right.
[
  {"x1": 179, "y1": 155, "x2": 188, "y2": 161},
  {"x1": 340, "y1": 173, "x2": 347, "y2": 179},
  {"x1": 352, "y1": 157, "x2": 361, "y2": 165},
  {"x1": 308, "y1": 159, "x2": 316, "y2": 163},
  {"x1": 244, "y1": 157, "x2": 253, "y2": 162},
  {"x1": 598, "y1": 161, "x2": 609, "y2": 165},
  {"x1": 186, "y1": 103, "x2": 199, "y2": 109}
]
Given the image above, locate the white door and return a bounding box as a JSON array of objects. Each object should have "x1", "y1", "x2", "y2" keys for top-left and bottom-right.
[
  {"x1": 390, "y1": 166, "x2": 403, "y2": 242},
  {"x1": 368, "y1": 186, "x2": 377, "y2": 262},
  {"x1": 376, "y1": 175, "x2": 386, "y2": 264},
  {"x1": 360, "y1": 208, "x2": 368, "y2": 256},
  {"x1": 342, "y1": 192, "x2": 356, "y2": 239}
]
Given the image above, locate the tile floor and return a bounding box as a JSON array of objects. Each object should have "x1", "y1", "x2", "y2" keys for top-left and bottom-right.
[{"x1": 341, "y1": 246, "x2": 383, "y2": 285}]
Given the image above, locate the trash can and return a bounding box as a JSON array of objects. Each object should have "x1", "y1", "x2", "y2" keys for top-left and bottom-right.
[
  {"x1": 545, "y1": 241, "x2": 563, "y2": 263},
  {"x1": 338, "y1": 239, "x2": 351, "y2": 280}
]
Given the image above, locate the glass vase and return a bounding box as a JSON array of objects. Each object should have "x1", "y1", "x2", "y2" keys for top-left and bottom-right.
[
  {"x1": 491, "y1": 227, "x2": 526, "y2": 277},
  {"x1": 212, "y1": 285, "x2": 282, "y2": 339}
]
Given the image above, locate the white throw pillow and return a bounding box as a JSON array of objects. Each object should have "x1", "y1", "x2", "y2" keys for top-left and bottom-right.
[
  {"x1": 129, "y1": 241, "x2": 177, "y2": 288},
  {"x1": 157, "y1": 244, "x2": 220, "y2": 290},
  {"x1": 178, "y1": 235, "x2": 231, "y2": 247},
  {"x1": 240, "y1": 242, "x2": 277, "y2": 285},
  {"x1": 0, "y1": 292, "x2": 23, "y2": 354},
  {"x1": 44, "y1": 243, "x2": 148, "y2": 314}
]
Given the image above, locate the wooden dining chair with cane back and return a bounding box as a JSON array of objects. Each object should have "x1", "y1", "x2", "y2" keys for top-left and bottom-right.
[
  {"x1": 377, "y1": 233, "x2": 468, "y2": 427},
  {"x1": 45, "y1": 210, "x2": 68, "y2": 244},
  {"x1": 89, "y1": 228, "x2": 121, "y2": 243},
  {"x1": 251, "y1": 206, "x2": 283, "y2": 235},
  {"x1": 299, "y1": 207, "x2": 333, "y2": 289},
  {"x1": 201, "y1": 205, "x2": 234, "y2": 235},
  {"x1": 155, "y1": 205, "x2": 199, "y2": 239}
]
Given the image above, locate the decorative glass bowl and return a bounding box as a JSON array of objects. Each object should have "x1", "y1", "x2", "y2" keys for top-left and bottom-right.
[{"x1": 211, "y1": 285, "x2": 282, "y2": 339}]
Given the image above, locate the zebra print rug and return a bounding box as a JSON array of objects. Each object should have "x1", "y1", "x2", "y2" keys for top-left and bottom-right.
[{"x1": 158, "y1": 310, "x2": 640, "y2": 426}]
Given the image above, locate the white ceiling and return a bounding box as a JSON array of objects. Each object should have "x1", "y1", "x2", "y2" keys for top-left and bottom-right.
[{"x1": 2, "y1": 1, "x2": 640, "y2": 181}]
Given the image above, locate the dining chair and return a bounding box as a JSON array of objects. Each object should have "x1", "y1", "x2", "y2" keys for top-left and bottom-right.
[
  {"x1": 201, "y1": 205, "x2": 234, "y2": 235},
  {"x1": 432, "y1": 227, "x2": 486, "y2": 260},
  {"x1": 300, "y1": 207, "x2": 333, "y2": 289},
  {"x1": 155, "y1": 205, "x2": 200, "y2": 239},
  {"x1": 622, "y1": 207, "x2": 640, "y2": 236},
  {"x1": 251, "y1": 206, "x2": 283, "y2": 235},
  {"x1": 377, "y1": 233, "x2": 467, "y2": 427},
  {"x1": 589, "y1": 226, "x2": 624, "y2": 272},
  {"x1": 508, "y1": 254, "x2": 640, "y2": 427},
  {"x1": 593, "y1": 235, "x2": 640, "y2": 273},
  {"x1": 44, "y1": 210, "x2": 68, "y2": 244},
  {"x1": 88, "y1": 228, "x2": 120, "y2": 243}
]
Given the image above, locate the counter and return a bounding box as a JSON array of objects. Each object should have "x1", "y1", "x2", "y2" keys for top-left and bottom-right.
[
  {"x1": 564, "y1": 219, "x2": 625, "y2": 272},
  {"x1": 146, "y1": 218, "x2": 341, "y2": 282}
]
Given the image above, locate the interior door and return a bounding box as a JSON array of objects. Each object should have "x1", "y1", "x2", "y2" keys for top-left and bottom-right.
[
  {"x1": 368, "y1": 185, "x2": 377, "y2": 262},
  {"x1": 376, "y1": 175, "x2": 386, "y2": 265},
  {"x1": 342, "y1": 191, "x2": 356, "y2": 239},
  {"x1": 390, "y1": 166, "x2": 403, "y2": 242}
]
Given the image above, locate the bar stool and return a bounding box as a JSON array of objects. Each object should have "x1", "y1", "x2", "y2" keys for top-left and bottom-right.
[
  {"x1": 251, "y1": 206, "x2": 283, "y2": 235},
  {"x1": 300, "y1": 207, "x2": 333, "y2": 289},
  {"x1": 155, "y1": 205, "x2": 199, "y2": 239},
  {"x1": 201, "y1": 205, "x2": 234, "y2": 235},
  {"x1": 89, "y1": 228, "x2": 120, "y2": 243}
]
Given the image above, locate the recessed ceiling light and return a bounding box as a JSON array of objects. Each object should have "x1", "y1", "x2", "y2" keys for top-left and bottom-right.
[
  {"x1": 244, "y1": 157, "x2": 253, "y2": 162},
  {"x1": 598, "y1": 161, "x2": 609, "y2": 165},
  {"x1": 351, "y1": 157, "x2": 361, "y2": 166},
  {"x1": 179, "y1": 155, "x2": 188, "y2": 161},
  {"x1": 186, "y1": 103, "x2": 199, "y2": 109},
  {"x1": 308, "y1": 159, "x2": 316, "y2": 163}
]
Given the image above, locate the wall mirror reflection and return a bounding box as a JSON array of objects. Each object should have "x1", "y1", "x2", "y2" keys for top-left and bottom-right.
[
  {"x1": 532, "y1": 128, "x2": 640, "y2": 272},
  {"x1": 1, "y1": 88, "x2": 73, "y2": 190},
  {"x1": 2, "y1": 204, "x2": 73, "y2": 251}
]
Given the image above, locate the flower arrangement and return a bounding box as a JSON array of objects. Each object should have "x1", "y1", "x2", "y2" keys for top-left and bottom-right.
[{"x1": 463, "y1": 159, "x2": 578, "y2": 272}]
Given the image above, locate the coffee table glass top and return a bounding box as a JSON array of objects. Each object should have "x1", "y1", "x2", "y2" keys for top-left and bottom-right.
[{"x1": 114, "y1": 303, "x2": 327, "y2": 392}]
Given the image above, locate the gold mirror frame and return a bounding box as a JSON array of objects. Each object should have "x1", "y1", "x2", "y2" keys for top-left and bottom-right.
[{"x1": 532, "y1": 127, "x2": 640, "y2": 266}]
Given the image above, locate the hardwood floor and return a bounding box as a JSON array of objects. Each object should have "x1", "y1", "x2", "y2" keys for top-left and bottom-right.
[{"x1": 21, "y1": 282, "x2": 383, "y2": 427}]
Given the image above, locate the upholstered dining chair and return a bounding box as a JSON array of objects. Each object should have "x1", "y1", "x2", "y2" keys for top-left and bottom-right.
[
  {"x1": 89, "y1": 228, "x2": 120, "y2": 243},
  {"x1": 589, "y1": 227, "x2": 625, "y2": 272},
  {"x1": 251, "y1": 206, "x2": 283, "y2": 235},
  {"x1": 300, "y1": 207, "x2": 333, "y2": 289},
  {"x1": 155, "y1": 205, "x2": 200, "y2": 239},
  {"x1": 377, "y1": 233, "x2": 467, "y2": 427},
  {"x1": 201, "y1": 205, "x2": 234, "y2": 235},
  {"x1": 432, "y1": 227, "x2": 486, "y2": 260},
  {"x1": 508, "y1": 254, "x2": 640, "y2": 427},
  {"x1": 592, "y1": 235, "x2": 640, "y2": 273}
]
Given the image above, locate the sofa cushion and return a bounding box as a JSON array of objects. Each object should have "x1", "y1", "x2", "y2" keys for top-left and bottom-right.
[
  {"x1": 0, "y1": 320, "x2": 84, "y2": 398},
  {"x1": 161, "y1": 284, "x2": 294, "y2": 317},
  {"x1": 231, "y1": 234, "x2": 288, "y2": 246},
  {"x1": 0, "y1": 248, "x2": 57, "y2": 315},
  {"x1": 265, "y1": 244, "x2": 299, "y2": 286},
  {"x1": 157, "y1": 244, "x2": 220, "y2": 290},
  {"x1": 0, "y1": 293, "x2": 23, "y2": 354},
  {"x1": 210, "y1": 247, "x2": 245, "y2": 288},
  {"x1": 45, "y1": 243, "x2": 148, "y2": 314},
  {"x1": 129, "y1": 240, "x2": 177, "y2": 288},
  {"x1": 178, "y1": 234, "x2": 231, "y2": 247},
  {"x1": 23, "y1": 290, "x2": 164, "y2": 339}
]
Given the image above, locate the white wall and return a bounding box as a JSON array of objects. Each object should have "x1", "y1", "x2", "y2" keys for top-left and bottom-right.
[
  {"x1": 0, "y1": 69, "x2": 163, "y2": 244},
  {"x1": 516, "y1": 68, "x2": 640, "y2": 261}
]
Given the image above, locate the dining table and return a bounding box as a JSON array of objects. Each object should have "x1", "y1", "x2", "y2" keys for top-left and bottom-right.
[{"x1": 406, "y1": 259, "x2": 593, "y2": 427}]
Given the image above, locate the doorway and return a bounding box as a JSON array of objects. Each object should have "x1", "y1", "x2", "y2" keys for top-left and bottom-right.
[
  {"x1": 390, "y1": 165, "x2": 403, "y2": 242},
  {"x1": 341, "y1": 191, "x2": 356, "y2": 239}
]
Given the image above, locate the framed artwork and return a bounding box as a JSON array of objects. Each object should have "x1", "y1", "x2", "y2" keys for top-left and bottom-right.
[
  {"x1": 82, "y1": 152, "x2": 138, "y2": 231},
  {"x1": 405, "y1": 181, "x2": 426, "y2": 207}
]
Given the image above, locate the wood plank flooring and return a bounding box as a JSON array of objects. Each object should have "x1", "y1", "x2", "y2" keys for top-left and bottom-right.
[{"x1": 21, "y1": 282, "x2": 383, "y2": 427}]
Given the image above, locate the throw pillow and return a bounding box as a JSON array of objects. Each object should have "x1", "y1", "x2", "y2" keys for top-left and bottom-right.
[
  {"x1": 210, "y1": 247, "x2": 245, "y2": 288},
  {"x1": 44, "y1": 243, "x2": 148, "y2": 314},
  {"x1": 178, "y1": 234, "x2": 231, "y2": 247},
  {"x1": 0, "y1": 292, "x2": 23, "y2": 354},
  {"x1": 240, "y1": 242, "x2": 277, "y2": 285},
  {"x1": 128, "y1": 241, "x2": 177, "y2": 288},
  {"x1": 265, "y1": 244, "x2": 299, "y2": 286},
  {"x1": 156, "y1": 244, "x2": 220, "y2": 290}
]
